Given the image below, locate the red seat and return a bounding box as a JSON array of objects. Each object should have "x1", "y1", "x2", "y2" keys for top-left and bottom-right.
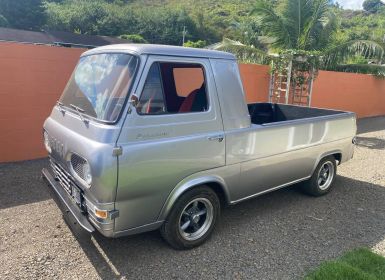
[
  {"x1": 178, "y1": 89, "x2": 199, "y2": 113},
  {"x1": 146, "y1": 96, "x2": 153, "y2": 114}
]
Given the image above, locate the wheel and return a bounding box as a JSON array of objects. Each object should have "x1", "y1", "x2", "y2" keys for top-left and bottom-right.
[
  {"x1": 301, "y1": 156, "x2": 337, "y2": 196},
  {"x1": 160, "y1": 186, "x2": 220, "y2": 250}
]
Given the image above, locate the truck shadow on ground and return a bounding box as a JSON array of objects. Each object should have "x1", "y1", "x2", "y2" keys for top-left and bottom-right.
[
  {"x1": 357, "y1": 116, "x2": 385, "y2": 134},
  {"x1": 72, "y1": 175, "x2": 385, "y2": 280},
  {"x1": 0, "y1": 158, "x2": 50, "y2": 210},
  {"x1": 355, "y1": 136, "x2": 385, "y2": 150}
]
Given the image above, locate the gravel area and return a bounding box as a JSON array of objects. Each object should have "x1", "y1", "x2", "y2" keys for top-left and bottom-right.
[{"x1": 1, "y1": 116, "x2": 385, "y2": 280}]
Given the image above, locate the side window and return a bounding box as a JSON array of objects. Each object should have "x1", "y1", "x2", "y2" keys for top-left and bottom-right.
[
  {"x1": 138, "y1": 62, "x2": 208, "y2": 115},
  {"x1": 137, "y1": 63, "x2": 166, "y2": 114}
]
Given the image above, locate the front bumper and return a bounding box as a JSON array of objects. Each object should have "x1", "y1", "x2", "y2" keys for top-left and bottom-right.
[
  {"x1": 42, "y1": 168, "x2": 95, "y2": 232},
  {"x1": 42, "y1": 166, "x2": 117, "y2": 237}
]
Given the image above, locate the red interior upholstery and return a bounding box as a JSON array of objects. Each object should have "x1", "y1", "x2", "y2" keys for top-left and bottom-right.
[
  {"x1": 178, "y1": 89, "x2": 198, "y2": 113},
  {"x1": 160, "y1": 63, "x2": 184, "y2": 112},
  {"x1": 146, "y1": 97, "x2": 153, "y2": 114}
]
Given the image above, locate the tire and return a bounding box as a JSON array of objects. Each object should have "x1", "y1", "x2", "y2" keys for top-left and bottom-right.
[
  {"x1": 301, "y1": 156, "x2": 337, "y2": 196},
  {"x1": 160, "y1": 186, "x2": 220, "y2": 250}
]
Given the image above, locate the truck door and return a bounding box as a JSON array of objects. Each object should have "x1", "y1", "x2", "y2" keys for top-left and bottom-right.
[{"x1": 115, "y1": 56, "x2": 225, "y2": 231}]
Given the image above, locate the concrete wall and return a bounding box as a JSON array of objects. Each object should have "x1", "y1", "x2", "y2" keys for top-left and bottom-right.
[
  {"x1": 0, "y1": 43, "x2": 85, "y2": 162},
  {"x1": 241, "y1": 64, "x2": 385, "y2": 118},
  {"x1": 312, "y1": 70, "x2": 385, "y2": 118},
  {"x1": 1, "y1": 43, "x2": 385, "y2": 162},
  {"x1": 239, "y1": 64, "x2": 270, "y2": 103}
]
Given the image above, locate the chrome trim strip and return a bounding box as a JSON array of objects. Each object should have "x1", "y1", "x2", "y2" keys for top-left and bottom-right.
[
  {"x1": 113, "y1": 221, "x2": 164, "y2": 237},
  {"x1": 230, "y1": 176, "x2": 310, "y2": 204},
  {"x1": 88, "y1": 215, "x2": 114, "y2": 231}
]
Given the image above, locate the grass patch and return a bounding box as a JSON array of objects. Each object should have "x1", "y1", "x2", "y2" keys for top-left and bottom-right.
[{"x1": 305, "y1": 248, "x2": 385, "y2": 280}]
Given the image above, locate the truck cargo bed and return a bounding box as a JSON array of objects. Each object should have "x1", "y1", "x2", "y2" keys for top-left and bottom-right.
[{"x1": 248, "y1": 103, "x2": 347, "y2": 125}]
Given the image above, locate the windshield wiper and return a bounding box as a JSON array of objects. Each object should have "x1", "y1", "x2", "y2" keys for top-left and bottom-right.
[
  {"x1": 56, "y1": 101, "x2": 66, "y2": 114},
  {"x1": 70, "y1": 104, "x2": 89, "y2": 124}
]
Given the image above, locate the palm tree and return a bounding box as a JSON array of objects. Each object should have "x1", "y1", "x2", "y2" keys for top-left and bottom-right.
[
  {"x1": 208, "y1": 37, "x2": 269, "y2": 64},
  {"x1": 210, "y1": 0, "x2": 384, "y2": 69}
]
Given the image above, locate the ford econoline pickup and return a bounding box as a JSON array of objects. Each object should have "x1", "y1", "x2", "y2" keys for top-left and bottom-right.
[{"x1": 42, "y1": 44, "x2": 356, "y2": 249}]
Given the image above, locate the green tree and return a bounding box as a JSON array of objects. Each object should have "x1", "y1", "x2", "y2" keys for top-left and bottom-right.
[
  {"x1": 134, "y1": 8, "x2": 200, "y2": 45},
  {"x1": 183, "y1": 40, "x2": 207, "y2": 48},
  {"x1": 45, "y1": 2, "x2": 200, "y2": 44},
  {"x1": 212, "y1": 0, "x2": 384, "y2": 69},
  {"x1": 227, "y1": 19, "x2": 264, "y2": 48},
  {"x1": 0, "y1": 0, "x2": 46, "y2": 30},
  {"x1": 363, "y1": 0, "x2": 385, "y2": 13},
  {"x1": 45, "y1": 0, "x2": 136, "y2": 35},
  {"x1": 119, "y1": 34, "x2": 148, "y2": 43}
]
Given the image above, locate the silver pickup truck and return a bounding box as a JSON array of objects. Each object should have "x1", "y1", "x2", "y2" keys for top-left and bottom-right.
[{"x1": 42, "y1": 44, "x2": 356, "y2": 249}]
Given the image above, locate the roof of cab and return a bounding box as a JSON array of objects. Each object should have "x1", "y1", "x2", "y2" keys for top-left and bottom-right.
[{"x1": 83, "y1": 44, "x2": 236, "y2": 60}]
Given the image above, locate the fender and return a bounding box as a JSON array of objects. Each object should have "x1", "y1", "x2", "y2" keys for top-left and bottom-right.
[
  {"x1": 311, "y1": 149, "x2": 342, "y2": 175},
  {"x1": 157, "y1": 174, "x2": 230, "y2": 221}
]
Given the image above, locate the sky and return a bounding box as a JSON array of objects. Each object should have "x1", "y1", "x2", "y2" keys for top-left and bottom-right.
[
  {"x1": 336, "y1": 0, "x2": 385, "y2": 10},
  {"x1": 336, "y1": 0, "x2": 365, "y2": 10}
]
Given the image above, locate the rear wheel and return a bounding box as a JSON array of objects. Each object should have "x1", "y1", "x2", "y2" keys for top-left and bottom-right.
[
  {"x1": 301, "y1": 156, "x2": 337, "y2": 196},
  {"x1": 160, "y1": 186, "x2": 220, "y2": 250}
]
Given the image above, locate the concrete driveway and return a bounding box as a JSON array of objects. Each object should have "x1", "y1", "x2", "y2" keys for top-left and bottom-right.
[{"x1": 1, "y1": 116, "x2": 385, "y2": 280}]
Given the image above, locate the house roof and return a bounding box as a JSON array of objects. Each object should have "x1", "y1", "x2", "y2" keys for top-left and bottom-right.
[{"x1": 0, "y1": 27, "x2": 128, "y2": 48}]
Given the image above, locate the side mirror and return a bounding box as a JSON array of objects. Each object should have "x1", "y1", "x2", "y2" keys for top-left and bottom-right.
[{"x1": 129, "y1": 94, "x2": 139, "y2": 108}]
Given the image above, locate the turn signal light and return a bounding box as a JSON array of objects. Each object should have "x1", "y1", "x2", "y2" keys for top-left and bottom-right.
[{"x1": 95, "y1": 209, "x2": 108, "y2": 219}]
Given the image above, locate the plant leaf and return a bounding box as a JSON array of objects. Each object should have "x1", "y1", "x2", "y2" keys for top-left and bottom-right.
[
  {"x1": 322, "y1": 40, "x2": 384, "y2": 68},
  {"x1": 207, "y1": 38, "x2": 268, "y2": 64}
]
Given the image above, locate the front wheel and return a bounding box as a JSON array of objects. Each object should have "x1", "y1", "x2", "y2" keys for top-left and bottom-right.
[
  {"x1": 301, "y1": 156, "x2": 337, "y2": 196},
  {"x1": 160, "y1": 186, "x2": 220, "y2": 250}
]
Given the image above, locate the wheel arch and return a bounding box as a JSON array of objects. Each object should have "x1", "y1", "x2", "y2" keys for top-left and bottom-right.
[
  {"x1": 311, "y1": 150, "x2": 342, "y2": 175},
  {"x1": 157, "y1": 175, "x2": 230, "y2": 221}
]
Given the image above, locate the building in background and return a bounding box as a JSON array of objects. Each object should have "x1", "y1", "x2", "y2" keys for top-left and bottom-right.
[{"x1": 0, "y1": 27, "x2": 129, "y2": 48}]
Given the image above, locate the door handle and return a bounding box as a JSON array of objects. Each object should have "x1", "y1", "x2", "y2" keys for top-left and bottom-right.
[{"x1": 208, "y1": 135, "x2": 224, "y2": 142}]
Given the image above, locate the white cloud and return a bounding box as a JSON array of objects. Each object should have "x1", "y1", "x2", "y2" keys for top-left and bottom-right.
[{"x1": 336, "y1": 0, "x2": 365, "y2": 10}]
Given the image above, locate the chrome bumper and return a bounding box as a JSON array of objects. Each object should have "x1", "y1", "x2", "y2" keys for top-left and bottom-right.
[{"x1": 42, "y1": 167, "x2": 95, "y2": 233}]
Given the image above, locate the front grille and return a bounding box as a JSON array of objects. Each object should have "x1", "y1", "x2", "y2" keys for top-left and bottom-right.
[
  {"x1": 50, "y1": 160, "x2": 73, "y2": 194},
  {"x1": 50, "y1": 159, "x2": 85, "y2": 210},
  {"x1": 70, "y1": 153, "x2": 87, "y2": 182}
]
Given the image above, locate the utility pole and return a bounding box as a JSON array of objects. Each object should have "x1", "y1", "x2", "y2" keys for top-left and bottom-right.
[{"x1": 182, "y1": 26, "x2": 187, "y2": 46}]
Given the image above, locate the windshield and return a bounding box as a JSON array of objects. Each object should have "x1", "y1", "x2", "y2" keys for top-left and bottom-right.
[{"x1": 59, "y1": 53, "x2": 138, "y2": 122}]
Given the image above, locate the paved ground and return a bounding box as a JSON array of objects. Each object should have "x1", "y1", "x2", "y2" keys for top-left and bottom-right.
[{"x1": 1, "y1": 116, "x2": 385, "y2": 280}]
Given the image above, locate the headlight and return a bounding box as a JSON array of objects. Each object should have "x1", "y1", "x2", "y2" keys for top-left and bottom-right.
[
  {"x1": 83, "y1": 163, "x2": 92, "y2": 185},
  {"x1": 43, "y1": 131, "x2": 51, "y2": 153}
]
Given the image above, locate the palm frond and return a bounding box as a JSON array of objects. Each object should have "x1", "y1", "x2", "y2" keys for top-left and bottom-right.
[
  {"x1": 333, "y1": 64, "x2": 385, "y2": 78},
  {"x1": 299, "y1": 0, "x2": 330, "y2": 49},
  {"x1": 251, "y1": 0, "x2": 293, "y2": 49},
  {"x1": 315, "y1": 10, "x2": 338, "y2": 50},
  {"x1": 282, "y1": 0, "x2": 313, "y2": 48},
  {"x1": 207, "y1": 38, "x2": 268, "y2": 64},
  {"x1": 322, "y1": 40, "x2": 385, "y2": 68}
]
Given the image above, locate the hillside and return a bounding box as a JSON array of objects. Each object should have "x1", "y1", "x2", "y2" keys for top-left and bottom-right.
[
  {"x1": 338, "y1": 9, "x2": 385, "y2": 42},
  {"x1": 124, "y1": 0, "x2": 258, "y2": 44},
  {"x1": 0, "y1": 0, "x2": 384, "y2": 47}
]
